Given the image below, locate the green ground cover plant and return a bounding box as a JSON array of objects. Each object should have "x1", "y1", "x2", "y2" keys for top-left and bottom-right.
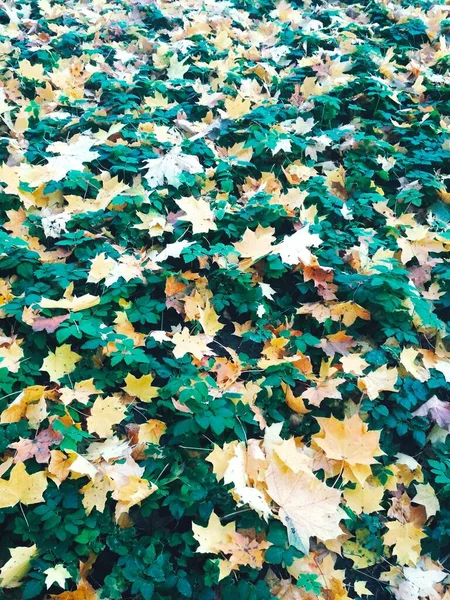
[{"x1": 0, "y1": 0, "x2": 449, "y2": 598}]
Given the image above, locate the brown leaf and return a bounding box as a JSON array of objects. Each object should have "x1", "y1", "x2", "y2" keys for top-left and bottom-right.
[
  {"x1": 31, "y1": 314, "x2": 70, "y2": 333},
  {"x1": 10, "y1": 426, "x2": 63, "y2": 464}
]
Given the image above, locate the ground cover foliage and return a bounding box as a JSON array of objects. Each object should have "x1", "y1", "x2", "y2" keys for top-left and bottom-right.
[{"x1": 0, "y1": 0, "x2": 449, "y2": 597}]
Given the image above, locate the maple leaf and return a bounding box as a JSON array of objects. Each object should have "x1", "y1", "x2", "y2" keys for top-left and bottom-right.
[
  {"x1": 233, "y1": 226, "x2": 276, "y2": 261},
  {"x1": 354, "y1": 581, "x2": 372, "y2": 597},
  {"x1": 0, "y1": 340, "x2": 24, "y2": 373},
  {"x1": 59, "y1": 379, "x2": 100, "y2": 406},
  {"x1": 223, "y1": 95, "x2": 252, "y2": 119},
  {"x1": 40, "y1": 345, "x2": 81, "y2": 381},
  {"x1": 122, "y1": 373, "x2": 159, "y2": 402},
  {"x1": 282, "y1": 383, "x2": 310, "y2": 415},
  {"x1": 192, "y1": 512, "x2": 236, "y2": 554},
  {"x1": 330, "y1": 301, "x2": 371, "y2": 327},
  {"x1": 80, "y1": 477, "x2": 112, "y2": 516},
  {"x1": 171, "y1": 327, "x2": 214, "y2": 360},
  {"x1": 412, "y1": 395, "x2": 450, "y2": 428},
  {"x1": 108, "y1": 467, "x2": 158, "y2": 521},
  {"x1": 265, "y1": 458, "x2": 345, "y2": 553},
  {"x1": 176, "y1": 196, "x2": 217, "y2": 234},
  {"x1": 320, "y1": 331, "x2": 356, "y2": 358},
  {"x1": 358, "y1": 365, "x2": 399, "y2": 400},
  {"x1": 44, "y1": 565, "x2": 71, "y2": 590},
  {"x1": 48, "y1": 451, "x2": 75, "y2": 485},
  {"x1": 87, "y1": 396, "x2": 127, "y2": 438},
  {"x1": 199, "y1": 300, "x2": 224, "y2": 337},
  {"x1": 301, "y1": 378, "x2": 344, "y2": 407},
  {"x1": 340, "y1": 354, "x2": 369, "y2": 376},
  {"x1": 399, "y1": 347, "x2": 429, "y2": 382},
  {"x1": 144, "y1": 147, "x2": 203, "y2": 188},
  {"x1": 87, "y1": 253, "x2": 116, "y2": 284},
  {"x1": 0, "y1": 544, "x2": 37, "y2": 589},
  {"x1": 276, "y1": 226, "x2": 322, "y2": 266},
  {"x1": 224, "y1": 532, "x2": 271, "y2": 570},
  {"x1": 207, "y1": 442, "x2": 239, "y2": 481},
  {"x1": 383, "y1": 521, "x2": 426, "y2": 565},
  {"x1": 48, "y1": 577, "x2": 97, "y2": 600},
  {"x1": 31, "y1": 314, "x2": 70, "y2": 333},
  {"x1": 313, "y1": 414, "x2": 384, "y2": 485},
  {"x1": 394, "y1": 566, "x2": 446, "y2": 600},
  {"x1": 343, "y1": 481, "x2": 384, "y2": 515},
  {"x1": 0, "y1": 463, "x2": 47, "y2": 508},
  {"x1": 137, "y1": 419, "x2": 167, "y2": 445},
  {"x1": 413, "y1": 483, "x2": 440, "y2": 519},
  {"x1": 10, "y1": 425, "x2": 62, "y2": 463}
]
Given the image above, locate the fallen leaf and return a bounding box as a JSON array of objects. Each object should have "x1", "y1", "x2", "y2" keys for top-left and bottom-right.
[
  {"x1": 10, "y1": 425, "x2": 63, "y2": 463},
  {"x1": 44, "y1": 565, "x2": 71, "y2": 590},
  {"x1": 413, "y1": 483, "x2": 439, "y2": 519},
  {"x1": 171, "y1": 327, "x2": 214, "y2": 360},
  {"x1": 313, "y1": 414, "x2": 384, "y2": 485},
  {"x1": 176, "y1": 196, "x2": 217, "y2": 234},
  {"x1": 122, "y1": 373, "x2": 159, "y2": 402},
  {"x1": 383, "y1": 521, "x2": 426, "y2": 565},
  {"x1": 87, "y1": 396, "x2": 127, "y2": 438},
  {"x1": 358, "y1": 365, "x2": 399, "y2": 400},
  {"x1": 0, "y1": 463, "x2": 47, "y2": 508},
  {"x1": 265, "y1": 457, "x2": 345, "y2": 553},
  {"x1": 40, "y1": 345, "x2": 81, "y2": 382},
  {"x1": 0, "y1": 545, "x2": 37, "y2": 589},
  {"x1": 276, "y1": 226, "x2": 322, "y2": 266},
  {"x1": 233, "y1": 226, "x2": 276, "y2": 261},
  {"x1": 144, "y1": 147, "x2": 203, "y2": 188}
]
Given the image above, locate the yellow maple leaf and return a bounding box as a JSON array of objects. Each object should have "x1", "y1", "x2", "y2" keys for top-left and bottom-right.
[
  {"x1": 265, "y1": 457, "x2": 345, "y2": 553},
  {"x1": 39, "y1": 283, "x2": 99, "y2": 312},
  {"x1": 225, "y1": 532, "x2": 271, "y2": 570},
  {"x1": 413, "y1": 483, "x2": 440, "y2": 519},
  {"x1": 206, "y1": 442, "x2": 239, "y2": 481},
  {"x1": 354, "y1": 581, "x2": 372, "y2": 596},
  {"x1": 87, "y1": 396, "x2": 127, "y2": 438},
  {"x1": 0, "y1": 463, "x2": 47, "y2": 508},
  {"x1": 122, "y1": 373, "x2": 159, "y2": 402},
  {"x1": 59, "y1": 379, "x2": 99, "y2": 406},
  {"x1": 0, "y1": 544, "x2": 37, "y2": 589},
  {"x1": 313, "y1": 414, "x2": 384, "y2": 485},
  {"x1": 301, "y1": 378, "x2": 344, "y2": 407},
  {"x1": 233, "y1": 226, "x2": 276, "y2": 261},
  {"x1": 383, "y1": 521, "x2": 426, "y2": 565},
  {"x1": 343, "y1": 540, "x2": 378, "y2": 569},
  {"x1": 224, "y1": 95, "x2": 252, "y2": 119},
  {"x1": 81, "y1": 477, "x2": 112, "y2": 515},
  {"x1": 18, "y1": 59, "x2": 46, "y2": 81},
  {"x1": 330, "y1": 301, "x2": 370, "y2": 327},
  {"x1": 138, "y1": 419, "x2": 167, "y2": 445},
  {"x1": 343, "y1": 481, "x2": 384, "y2": 515},
  {"x1": 0, "y1": 341, "x2": 24, "y2": 373},
  {"x1": 114, "y1": 476, "x2": 157, "y2": 520},
  {"x1": 192, "y1": 511, "x2": 236, "y2": 554},
  {"x1": 87, "y1": 253, "x2": 116, "y2": 284},
  {"x1": 43, "y1": 564, "x2": 71, "y2": 590},
  {"x1": 176, "y1": 196, "x2": 217, "y2": 234},
  {"x1": 281, "y1": 383, "x2": 310, "y2": 415},
  {"x1": 40, "y1": 344, "x2": 81, "y2": 382},
  {"x1": 171, "y1": 327, "x2": 214, "y2": 360},
  {"x1": 48, "y1": 450, "x2": 75, "y2": 485},
  {"x1": 199, "y1": 300, "x2": 224, "y2": 336},
  {"x1": 1, "y1": 386, "x2": 46, "y2": 425},
  {"x1": 49, "y1": 577, "x2": 97, "y2": 599},
  {"x1": 340, "y1": 354, "x2": 369, "y2": 376},
  {"x1": 399, "y1": 347, "x2": 429, "y2": 382},
  {"x1": 357, "y1": 365, "x2": 399, "y2": 400}
]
